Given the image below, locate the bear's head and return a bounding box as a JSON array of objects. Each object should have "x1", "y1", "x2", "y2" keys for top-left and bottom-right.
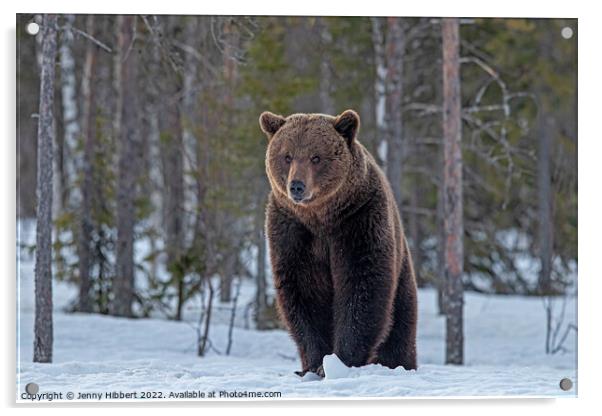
[{"x1": 259, "y1": 110, "x2": 360, "y2": 207}]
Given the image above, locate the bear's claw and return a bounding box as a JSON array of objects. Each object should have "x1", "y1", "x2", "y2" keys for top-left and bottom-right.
[{"x1": 295, "y1": 365, "x2": 325, "y2": 379}]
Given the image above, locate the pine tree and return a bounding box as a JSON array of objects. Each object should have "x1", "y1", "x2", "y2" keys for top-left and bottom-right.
[
  {"x1": 77, "y1": 14, "x2": 97, "y2": 313},
  {"x1": 441, "y1": 17, "x2": 464, "y2": 365},
  {"x1": 34, "y1": 14, "x2": 58, "y2": 363},
  {"x1": 112, "y1": 15, "x2": 139, "y2": 317}
]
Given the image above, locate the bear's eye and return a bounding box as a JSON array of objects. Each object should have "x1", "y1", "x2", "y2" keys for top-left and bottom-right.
[
  {"x1": 311, "y1": 156, "x2": 320, "y2": 164},
  {"x1": 284, "y1": 155, "x2": 292, "y2": 164}
]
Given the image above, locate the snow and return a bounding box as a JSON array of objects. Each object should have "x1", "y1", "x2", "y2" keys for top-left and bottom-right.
[
  {"x1": 16, "y1": 223, "x2": 577, "y2": 401},
  {"x1": 323, "y1": 354, "x2": 351, "y2": 379},
  {"x1": 300, "y1": 372, "x2": 322, "y2": 382}
]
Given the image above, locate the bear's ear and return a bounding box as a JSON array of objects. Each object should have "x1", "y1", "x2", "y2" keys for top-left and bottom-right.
[
  {"x1": 259, "y1": 111, "x2": 286, "y2": 139},
  {"x1": 334, "y1": 109, "x2": 360, "y2": 145}
]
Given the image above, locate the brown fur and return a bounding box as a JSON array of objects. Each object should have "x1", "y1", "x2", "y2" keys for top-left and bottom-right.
[{"x1": 260, "y1": 110, "x2": 418, "y2": 375}]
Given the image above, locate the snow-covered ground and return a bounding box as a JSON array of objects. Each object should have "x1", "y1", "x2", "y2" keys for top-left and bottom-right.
[{"x1": 16, "y1": 223, "x2": 577, "y2": 401}]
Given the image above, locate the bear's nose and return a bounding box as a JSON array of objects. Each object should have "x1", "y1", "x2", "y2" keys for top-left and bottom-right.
[{"x1": 289, "y1": 180, "x2": 305, "y2": 200}]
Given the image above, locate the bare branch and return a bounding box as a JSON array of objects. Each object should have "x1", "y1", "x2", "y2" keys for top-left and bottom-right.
[
  {"x1": 403, "y1": 102, "x2": 441, "y2": 116},
  {"x1": 401, "y1": 205, "x2": 436, "y2": 217},
  {"x1": 140, "y1": 15, "x2": 181, "y2": 75},
  {"x1": 171, "y1": 40, "x2": 219, "y2": 78},
  {"x1": 225, "y1": 276, "x2": 242, "y2": 355},
  {"x1": 463, "y1": 104, "x2": 506, "y2": 114},
  {"x1": 551, "y1": 324, "x2": 577, "y2": 354},
  {"x1": 67, "y1": 25, "x2": 113, "y2": 53},
  {"x1": 460, "y1": 56, "x2": 510, "y2": 117}
]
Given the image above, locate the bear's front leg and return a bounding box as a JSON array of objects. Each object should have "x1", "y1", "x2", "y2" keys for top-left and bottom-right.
[
  {"x1": 330, "y1": 211, "x2": 396, "y2": 368},
  {"x1": 276, "y1": 276, "x2": 333, "y2": 374},
  {"x1": 266, "y1": 201, "x2": 334, "y2": 374}
]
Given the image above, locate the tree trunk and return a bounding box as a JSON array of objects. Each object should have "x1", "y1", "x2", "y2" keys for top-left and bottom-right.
[
  {"x1": 34, "y1": 14, "x2": 57, "y2": 363},
  {"x1": 191, "y1": 18, "x2": 210, "y2": 265},
  {"x1": 371, "y1": 17, "x2": 388, "y2": 170},
  {"x1": 59, "y1": 14, "x2": 80, "y2": 209},
  {"x1": 166, "y1": 98, "x2": 185, "y2": 318},
  {"x1": 112, "y1": 15, "x2": 139, "y2": 317},
  {"x1": 44, "y1": 26, "x2": 60, "y2": 220},
  {"x1": 220, "y1": 254, "x2": 235, "y2": 303},
  {"x1": 222, "y1": 17, "x2": 238, "y2": 108},
  {"x1": 408, "y1": 165, "x2": 423, "y2": 285},
  {"x1": 385, "y1": 17, "x2": 405, "y2": 210},
  {"x1": 537, "y1": 29, "x2": 554, "y2": 296},
  {"x1": 537, "y1": 112, "x2": 553, "y2": 295},
  {"x1": 164, "y1": 67, "x2": 185, "y2": 320},
  {"x1": 441, "y1": 17, "x2": 464, "y2": 365},
  {"x1": 217, "y1": 17, "x2": 240, "y2": 303},
  {"x1": 76, "y1": 14, "x2": 97, "y2": 313},
  {"x1": 182, "y1": 16, "x2": 199, "y2": 242},
  {"x1": 317, "y1": 17, "x2": 335, "y2": 115},
  {"x1": 255, "y1": 220, "x2": 268, "y2": 322},
  {"x1": 436, "y1": 149, "x2": 446, "y2": 315},
  {"x1": 142, "y1": 18, "x2": 165, "y2": 274}
]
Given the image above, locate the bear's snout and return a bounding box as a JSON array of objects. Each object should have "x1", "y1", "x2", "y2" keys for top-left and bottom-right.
[{"x1": 289, "y1": 180, "x2": 306, "y2": 202}]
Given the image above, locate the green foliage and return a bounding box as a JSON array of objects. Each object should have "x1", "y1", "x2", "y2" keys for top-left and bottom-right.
[
  {"x1": 326, "y1": 17, "x2": 375, "y2": 115},
  {"x1": 240, "y1": 17, "x2": 318, "y2": 114}
]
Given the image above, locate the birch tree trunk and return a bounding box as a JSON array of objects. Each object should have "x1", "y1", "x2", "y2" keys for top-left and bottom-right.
[
  {"x1": 112, "y1": 15, "x2": 139, "y2": 317},
  {"x1": 77, "y1": 14, "x2": 97, "y2": 313},
  {"x1": 59, "y1": 14, "x2": 80, "y2": 208},
  {"x1": 144, "y1": 19, "x2": 164, "y2": 267},
  {"x1": 371, "y1": 17, "x2": 388, "y2": 170},
  {"x1": 182, "y1": 16, "x2": 199, "y2": 242},
  {"x1": 34, "y1": 14, "x2": 58, "y2": 363},
  {"x1": 385, "y1": 17, "x2": 405, "y2": 210},
  {"x1": 441, "y1": 17, "x2": 464, "y2": 365}
]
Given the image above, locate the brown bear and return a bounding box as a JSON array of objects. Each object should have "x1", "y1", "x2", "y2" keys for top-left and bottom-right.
[{"x1": 259, "y1": 109, "x2": 417, "y2": 377}]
